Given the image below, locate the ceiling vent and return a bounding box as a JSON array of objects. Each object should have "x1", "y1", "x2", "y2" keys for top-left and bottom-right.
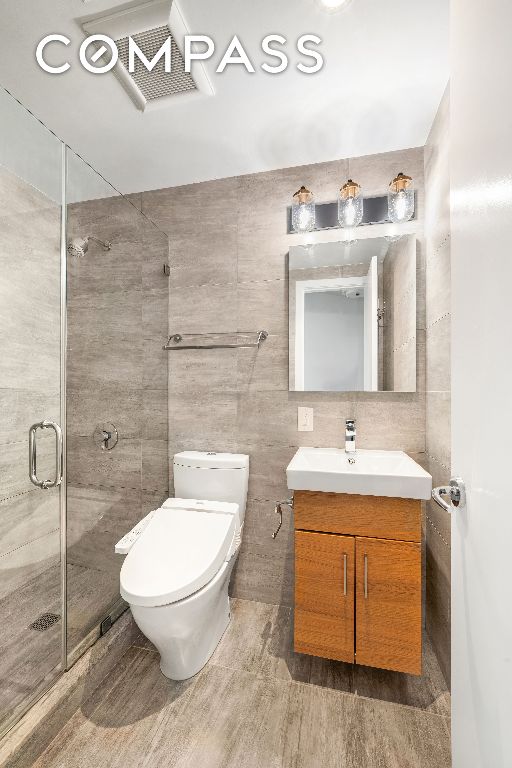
[
  {"x1": 116, "y1": 25, "x2": 196, "y2": 102},
  {"x1": 81, "y1": 0, "x2": 213, "y2": 112}
]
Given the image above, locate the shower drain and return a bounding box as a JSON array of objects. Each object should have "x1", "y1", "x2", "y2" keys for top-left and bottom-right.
[{"x1": 29, "y1": 612, "x2": 61, "y2": 632}]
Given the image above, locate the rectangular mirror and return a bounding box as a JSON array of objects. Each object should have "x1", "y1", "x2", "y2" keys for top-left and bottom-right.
[{"x1": 289, "y1": 235, "x2": 417, "y2": 392}]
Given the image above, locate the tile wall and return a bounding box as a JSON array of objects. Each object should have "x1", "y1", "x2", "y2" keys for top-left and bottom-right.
[
  {"x1": 66, "y1": 195, "x2": 169, "y2": 651},
  {"x1": 142, "y1": 146, "x2": 426, "y2": 607}
]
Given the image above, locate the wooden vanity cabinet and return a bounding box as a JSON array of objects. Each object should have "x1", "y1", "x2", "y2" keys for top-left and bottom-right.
[
  {"x1": 294, "y1": 490, "x2": 422, "y2": 675},
  {"x1": 295, "y1": 531, "x2": 355, "y2": 663}
]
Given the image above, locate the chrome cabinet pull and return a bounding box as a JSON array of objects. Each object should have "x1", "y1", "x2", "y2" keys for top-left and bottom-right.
[
  {"x1": 343, "y1": 553, "x2": 347, "y2": 596},
  {"x1": 29, "y1": 421, "x2": 63, "y2": 490},
  {"x1": 364, "y1": 554, "x2": 368, "y2": 599}
]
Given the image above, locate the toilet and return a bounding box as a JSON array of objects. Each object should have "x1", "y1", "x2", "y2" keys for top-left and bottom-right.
[{"x1": 119, "y1": 451, "x2": 249, "y2": 680}]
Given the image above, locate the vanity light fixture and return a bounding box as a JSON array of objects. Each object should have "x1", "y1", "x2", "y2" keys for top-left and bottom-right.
[
  {"x1": 292, "y1": 186, "x2": 316, "y2": 233},
  {"x1": 338, "y1": 179, "x2": 364, "y2": 229},
  {"x1": 388, "y1": 172, "x2": 415, "y2": 224}
]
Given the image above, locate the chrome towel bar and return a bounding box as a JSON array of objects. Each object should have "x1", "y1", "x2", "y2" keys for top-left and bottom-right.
[{"x1": 163, "y1": 330, "x2": 268, "y2": 351}]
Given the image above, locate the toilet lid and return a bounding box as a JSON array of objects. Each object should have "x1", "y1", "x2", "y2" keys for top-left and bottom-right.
[{"x1": 120, "y1": 506, "x2": 235, "y2": 607}]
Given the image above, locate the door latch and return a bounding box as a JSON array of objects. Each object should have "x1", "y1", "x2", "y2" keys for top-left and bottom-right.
[{"x1": 432, "y1": 477, "x2": 466, "y2": 513}]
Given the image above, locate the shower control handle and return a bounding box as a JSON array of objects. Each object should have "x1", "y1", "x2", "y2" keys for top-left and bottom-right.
[{"x1": 29, "y1": 421, "x2": 63, "y2": 490}]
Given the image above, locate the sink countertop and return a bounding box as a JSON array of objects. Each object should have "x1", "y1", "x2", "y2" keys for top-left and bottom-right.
[{"x1": 287, "y1": 447, "x2": 432, "y2": 500}]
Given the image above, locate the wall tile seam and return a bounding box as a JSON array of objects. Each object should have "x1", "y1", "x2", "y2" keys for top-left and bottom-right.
[
  {"x1": 425, "y1": 451, "x2": 451, "y2": 472},
  {"x1": 0, "y1": 528, "x2": 60, "y2": 559},
  {"x1": 68, "y1": 479, "x2": 141, "y2": 493},
  {"x1": 0, "y1": 435, "x2": 56, "y2": 450},
  {"x1": 426, "y1": 233, "x2": 451, "y2": 260},
  {"x1": 426, "y1": 514, "x2": 451, "y2": 549},
  {"x1": 69, "y1": 480, "x2": 168, "y2": 496},
  {"x1": 0, "y1": 488, "x2": 38, "y2": 506},
  {"x1": 169, "y1": 279, "x2": 238, "y2": 291},
  {"x1": 426, "y1": 311, "x2": 451, "y2": 331},
  {"x1": 392, "y1": 335, "x2": 418, "y2": 354},
  {"x1": 393, "y1": 281, "x2": 417, "y2": 308}
]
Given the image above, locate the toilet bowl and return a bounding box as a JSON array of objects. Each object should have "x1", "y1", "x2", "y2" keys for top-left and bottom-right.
[{"x1": 119, "y1": 452, "x2": 249, "y2": 680}]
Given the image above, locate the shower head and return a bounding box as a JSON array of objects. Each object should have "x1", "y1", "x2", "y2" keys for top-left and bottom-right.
[{"x1": 67, "y1": 235, "x2": 112, "y2": 258}]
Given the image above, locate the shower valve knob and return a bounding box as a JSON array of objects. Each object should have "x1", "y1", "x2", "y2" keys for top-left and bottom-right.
[{"x1": 93, "y1": 423, "x2": 119, "y2": 451}]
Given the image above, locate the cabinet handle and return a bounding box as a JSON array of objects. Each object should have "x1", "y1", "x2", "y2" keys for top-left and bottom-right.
[
  {"x1": 343, "y1": 553, "x2": 347, "y2": 596},
  {"x1": 364, "y1": 554, "x2": 368, "y2": 599}
]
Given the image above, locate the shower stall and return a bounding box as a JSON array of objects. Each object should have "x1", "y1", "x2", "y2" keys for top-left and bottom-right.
[{"x1": 0, "y1": 87, "x2": 169, "y2": 738}]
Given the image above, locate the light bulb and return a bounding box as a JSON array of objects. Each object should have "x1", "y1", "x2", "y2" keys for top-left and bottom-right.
[
  {"x1": 338, "y1": 179, "x2": 364, "y2": 229},
  {"x1": 388, "y1": 172, "x2": 415, "y2": 224},
  {"x1": 292, "y1": 186, "x2": 316, "y2": 234}
]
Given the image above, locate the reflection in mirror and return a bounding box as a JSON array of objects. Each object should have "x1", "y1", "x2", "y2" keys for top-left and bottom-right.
[{"x1": 289, "y1": 235, "x2": 417, "y2": 392}]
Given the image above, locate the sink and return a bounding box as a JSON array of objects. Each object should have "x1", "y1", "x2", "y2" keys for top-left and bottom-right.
[{"x1": 287, "y1": 447, "x2": 432, "y2": 500}]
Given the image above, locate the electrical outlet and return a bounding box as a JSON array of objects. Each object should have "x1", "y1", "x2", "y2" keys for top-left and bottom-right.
[{"x1": 298, "y1": 407, "x2": 314, "y2": 432}]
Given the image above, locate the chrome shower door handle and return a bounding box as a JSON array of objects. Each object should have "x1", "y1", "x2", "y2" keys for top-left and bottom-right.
[{"x1": 29, "y1": 421, "x2": 63, "y2": 489}]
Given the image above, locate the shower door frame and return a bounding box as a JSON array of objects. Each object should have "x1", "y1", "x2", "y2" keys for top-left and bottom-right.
[
  {"x1": 59, "y1": 142, "x2": 68, "y2": 675},
  {"x1": 0, "y1": 99, "x2": 68, "y2": 742}
]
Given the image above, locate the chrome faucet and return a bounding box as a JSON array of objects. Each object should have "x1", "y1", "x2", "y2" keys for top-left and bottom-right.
[{"x1": 345, "y1": 419, "x2": 356, "y2": 453}]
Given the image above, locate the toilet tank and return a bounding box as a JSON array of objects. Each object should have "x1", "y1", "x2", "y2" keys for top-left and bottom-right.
[{"x1": 173, "y1": 452, "x2": 250, "y2": 525}]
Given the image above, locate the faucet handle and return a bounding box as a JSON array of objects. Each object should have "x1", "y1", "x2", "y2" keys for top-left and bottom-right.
[{"x1": 346, "y1": 418, "x2": 356, "y2": 430}]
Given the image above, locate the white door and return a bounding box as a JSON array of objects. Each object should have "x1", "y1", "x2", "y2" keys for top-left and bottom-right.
[
  {"x1": 363, "y1": 255, "x2": 378, "y2": 391},
  {"x1": 451, "y1": 1, "x2": 512, "y2": 765}
]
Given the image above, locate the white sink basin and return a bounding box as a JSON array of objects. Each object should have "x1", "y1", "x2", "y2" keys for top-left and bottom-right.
[{"x1": 287, "y1": 447, "x2": 432, "y2": 500}]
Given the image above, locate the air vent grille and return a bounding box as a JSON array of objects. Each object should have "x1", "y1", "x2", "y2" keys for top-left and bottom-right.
[{"x1": 116, "y1": 25, "x2": 197, "y2": 101}]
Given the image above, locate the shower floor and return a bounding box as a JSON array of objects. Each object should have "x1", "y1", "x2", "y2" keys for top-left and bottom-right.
[
  {"x1": 0, "y1": 562, "x2": 120, "y2": 733},
  {"x1": 33, "y1": 598, "x2": 451, "y2": 768}
]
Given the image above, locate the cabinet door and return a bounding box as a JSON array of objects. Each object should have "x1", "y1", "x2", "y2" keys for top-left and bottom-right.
[
  {"x1": 356, "y1": 537, "x2": 422, "y2": 674},
  {"x1": 295, "y1": 531, "x2": 355, "y2": 662}
]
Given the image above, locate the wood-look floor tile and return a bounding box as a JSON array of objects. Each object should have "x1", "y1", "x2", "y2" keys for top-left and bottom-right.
[
  {"x1": 142, "y1": 665, "x2": 293, "y2": 768},
  {"x1": 33, "y1": 648, "x2": 198, "y2": 768},
  {"x1": 210, "y1": 599, "x2": 353, "y2": 692},
  {"x1": 285, "y1": 682, "x2": 451, "y2": 768},
  {"x1": 32, "y1": 599, "x2": 452, "y2": 768},
  {"x1": 353, "y1": 636, "x2": 451, "y2": 716}
]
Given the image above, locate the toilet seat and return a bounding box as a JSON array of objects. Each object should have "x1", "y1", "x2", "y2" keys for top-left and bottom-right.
[{"x1": 120, "y1": 506, "x2": 236, "y2": 608}]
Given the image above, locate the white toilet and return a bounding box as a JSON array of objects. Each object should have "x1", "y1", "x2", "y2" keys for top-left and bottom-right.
[{"x1": 119, "y1": 451, "x2": 249, "y2": 680}]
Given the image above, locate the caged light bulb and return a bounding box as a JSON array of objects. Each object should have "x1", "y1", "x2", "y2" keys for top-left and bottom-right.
[
  {"x1": 292, "y1": 186, "x2": 316, "y2": 233},
  {"x1": 388, "y1": 172, "x2": 415, "y2": 224},
  {"x1": 338, "y1": 179, "x2": 363, "y2": 229}
]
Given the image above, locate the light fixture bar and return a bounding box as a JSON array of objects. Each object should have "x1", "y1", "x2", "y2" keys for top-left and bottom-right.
[{"x1": 285, "y1": 192, "x2": 416, "y2": 234}]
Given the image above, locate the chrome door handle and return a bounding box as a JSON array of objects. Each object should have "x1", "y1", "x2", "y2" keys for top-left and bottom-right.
[
  {"x1": 432, "y1": 477, "x2": 466, "y2": 513},
  {"x1": 29, "y1": 421, "x2": 63, "y2": 489},
  {"x1": 343, "y1": 553, "x2": 347, "y2": 596}
]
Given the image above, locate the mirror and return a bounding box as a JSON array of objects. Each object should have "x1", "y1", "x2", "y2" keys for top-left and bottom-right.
[{"x1": 289, "y1": 235, "x2": 417, "y2": 392}]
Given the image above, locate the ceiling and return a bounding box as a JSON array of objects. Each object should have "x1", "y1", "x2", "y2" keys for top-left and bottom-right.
[{"x1": 0, "y1": 0, "x2": 449, "y2": 194}]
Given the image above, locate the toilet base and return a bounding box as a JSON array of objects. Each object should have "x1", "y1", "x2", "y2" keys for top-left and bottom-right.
[{"x1": 130, "y1": 555, "x2": 236, "y2": 681}]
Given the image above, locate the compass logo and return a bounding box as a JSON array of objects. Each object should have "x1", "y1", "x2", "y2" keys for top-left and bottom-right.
[{"x1": 35, "y1": 33, "x2": 324, "y2": 75}]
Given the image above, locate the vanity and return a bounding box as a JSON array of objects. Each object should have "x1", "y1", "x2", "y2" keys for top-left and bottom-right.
[{"x1": 287, "y1": 447, "x2": 432, "y2": 675}]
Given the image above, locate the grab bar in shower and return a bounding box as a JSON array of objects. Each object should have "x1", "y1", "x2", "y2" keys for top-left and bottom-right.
[{"x1": 163, "y1": 330, "x2": 268, "y2": 350}]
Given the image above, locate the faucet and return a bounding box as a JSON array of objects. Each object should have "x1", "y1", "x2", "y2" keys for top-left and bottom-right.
[{"x1": 345, "y1": 419, "x2": 356, "y2": 454}]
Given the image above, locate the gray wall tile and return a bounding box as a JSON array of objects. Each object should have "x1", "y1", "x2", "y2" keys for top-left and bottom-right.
[{"x1": 142, "y1": 145, "x2": 427, "y2": 608}]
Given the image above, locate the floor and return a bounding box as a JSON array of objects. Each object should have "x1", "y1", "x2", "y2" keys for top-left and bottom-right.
[
  {"x1": 0, "y1": 561, "x2": 119, "y2": 732},
  {"x1": 33, "y1": 598, "x2": 451, "y2": 768}
]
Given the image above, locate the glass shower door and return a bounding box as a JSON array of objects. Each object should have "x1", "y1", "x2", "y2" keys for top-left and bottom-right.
[{"x1": 0, "y1": 89, "x2": 65, "y2": 736}]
